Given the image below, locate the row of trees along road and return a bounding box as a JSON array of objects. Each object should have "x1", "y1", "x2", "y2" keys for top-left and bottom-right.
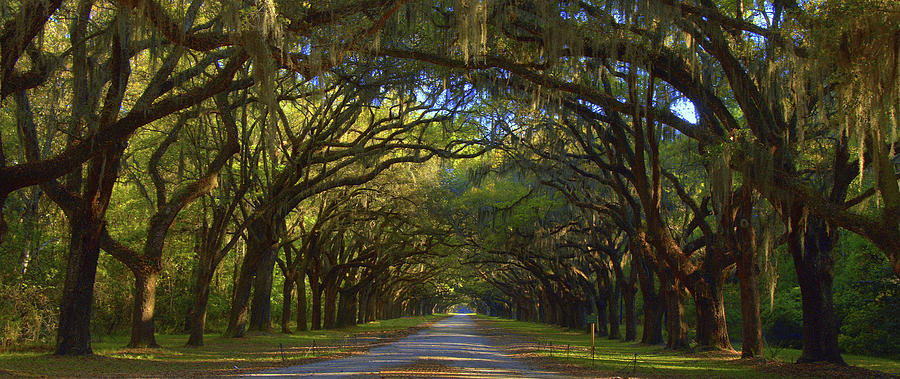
[{"x1": 1, "y1": 0, "x2": 898, "y2": 366}]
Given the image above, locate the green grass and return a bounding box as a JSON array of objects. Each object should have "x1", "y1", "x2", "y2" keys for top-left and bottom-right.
[
  {"x1": 762, "y1": 345, "x2": 900, "y2": 375},
  {"x1": 0, "y1": 314, "x2": 448, "y2": 377},
  {"x1": 476, "y1": 315, "x2": 900, "y2": 378}
]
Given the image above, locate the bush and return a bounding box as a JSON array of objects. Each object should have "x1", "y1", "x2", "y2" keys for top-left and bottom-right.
[
  {"x1": 0, "y1": 283, "x2": 57, "y2": 349},
  {"x1": 833, "y1": 243, "x2": 900, "y2": 358},
  {"x1": 761, "y1": 286, "x2": 802, "y2": 349}
]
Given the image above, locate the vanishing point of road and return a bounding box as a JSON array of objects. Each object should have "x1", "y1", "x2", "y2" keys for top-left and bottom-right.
[{"x1": 247, "y1": 314, "x2": 564, "y2": 378}]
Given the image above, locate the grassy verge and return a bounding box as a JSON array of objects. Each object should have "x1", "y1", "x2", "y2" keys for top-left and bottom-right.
[
  {"x1": 0, "y1": 314, "x2": 448, "y2": 377},
  {"x1": 475, "y1": 315, "x2": 900, "y2": 378}
]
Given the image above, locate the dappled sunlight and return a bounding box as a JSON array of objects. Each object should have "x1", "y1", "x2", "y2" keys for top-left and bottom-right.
[
  {"x1": 0, "y1": 316, "x2": 452, "y2": 377},
  {"x1": 246, "y1": 315, "x2": 563, "y2": 378},
  {"x1": 474, "y1": 315, "x2": 900, "y2": 378}
]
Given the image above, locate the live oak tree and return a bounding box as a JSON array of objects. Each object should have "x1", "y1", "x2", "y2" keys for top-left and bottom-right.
[
  {"x1": 2, "y1": 0, "x2": 898, "y2": 366},
  {"x1": 98, "y1": 92, "x2": 240, "y2": 348},
  {"x1": 221, "y1": 66, "x2": 484, "y2": 337}
]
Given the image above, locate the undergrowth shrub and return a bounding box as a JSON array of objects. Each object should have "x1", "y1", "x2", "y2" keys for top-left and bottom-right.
[{"x1": 0, "y1": 283, "x2": 57, "y2": 349}]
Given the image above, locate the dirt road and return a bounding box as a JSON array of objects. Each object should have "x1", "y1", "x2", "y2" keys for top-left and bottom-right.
[{"x1": 246, "y1": 314, "x2": 563, "y2": 378}]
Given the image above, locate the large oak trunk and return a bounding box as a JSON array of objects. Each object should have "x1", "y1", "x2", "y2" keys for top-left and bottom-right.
[
  {"x1": 623, "y1": 287, "x2": 637, "y2": 342},
  {"x1": 224, "y1": 256, "x2": 255, "y2": 337},
  {"x1": 365, "y1": 290, "x2": 377, "y2": 322},
  {"x1": 607, "y1": 283, "x2": 620, "y2": 339},
  {"x1": 662, "y1": 272, "x2": 689, "y2": 350},
  {"x1": 187, "y1": 265, "x2": 213, "y2": 346},
  {"x1": 567, "y1": 301, "x2": 585, "y2": 330},
  {"x1": 337, "y1": 290, "x2": 357, "y2": 328},
  {"x1": 790, "y1": 214, "x2": 844, "y2": 364},
  {"x1": 633, "y1": 233, "x2": 664, "y2": 344},
  {"x1": 55, "y1": 212, "x2": 103, "y2": 355},
  {"x1": 636, "y1": 261, "x2": 663, "y2": 344},
  {"x1": 691, "y1": 270, "x2": 732, "y2": 350},
  {"x1": 310, "y1": 274, "x2": 323, "y2": 330},
  {"x1": 128, "y1": 271, "x2": 160, "y2": 347},
  {"x1": 594, "y1": 279, "x2": 608, "y2": 337},
  {"x1": 692, "y1": 290, "x2": 730, "y2": 350},
  {"x1": 595, "y1": 299, "x2": 608, "y2": 337},
  {"x1": 539, "y1": 288, "x2": 553, "y2": 324},
  {"x1": 55, "y1": 149, "x2": 122, "y2": 355},
  {"x1": 225, "y1": 219, "x2": 273, "y2": 337},
  {"x1": 731, "y1": 187, "x2": 764, "y2": 358},
  {"x1": 547, "y1": 296, "x2": 561, "y2": 326},
  {"x1": 248, "y1": 246, "x2": 276, "y2": 332},
  {"x1": 322, "y1": 281, "x2": 338, "y2": 329},
  {"x1": 281, "y1": 276, "x2": 294, "y2": 333},
  {"x1": 295, "y1": 274, "x2": 308, "y2": 331},
  {"x1": 357, "y1": 288, "x2": 368, "y2": 324},
  {"x1": 737, "y1": 252, "x2": 763, "y2": 358}
]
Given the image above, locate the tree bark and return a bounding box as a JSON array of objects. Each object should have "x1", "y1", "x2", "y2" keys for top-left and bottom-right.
[
  {"x1": 662, "y1": 272, "x2": 689, "y2": 350},
  {"x1": 310, "y1": 272, "x2": 323, "y2": 330},
  {"x1": 248, "y1": 245, "x2": 276, "y2": 332},
  {"x1": 225, "y1": 218, "x2": 273, "y2": 337},
  {"x1": 594, "y1": 277, "x2": 608, "y2": 337},
  {"x1": 357, "y1": 287, "x2": 369, "y2": 325},
  {"x1": 296, "y1": 273, "x2": 308, "y2": 331},
  {"x1": 595, "y1": 299, "x2": 608, "y2": 337},
  {"x1": 692, "y1": 291, "x2": 730, "y2": 350},
  {"x1": 224, "y1": 254, "x2": 255, "y2": 337},
  {"x1": 187, "y1": 193, "x2": 246, "y2": 346},
  {"x1": 623, "y1": 285, "x2": 637, "y2": 342},
  {"x1": 691, "y1": 264, "x2": 732, "y2": 351},
  {"x1": 727, "y1": 186, "x2": 764, "y2": 358},
  {"x1": 337, "y1": 290, "x2": 357, "y2": 328},
  {"x1": 54, "y1": 145, "x2": 124, "y2": 355},
  {"x1": 790, "y1": 213, "x2": 845, "y2": 364},
  {"x1": 737, "y1": 256, "x2": 762, "y2": 358},
  {"x1": 636, "y1": 258, "x2": 663, "y2": 344},
  {"x1": 608, "y1": 283, "x2": 620, "y2": 340},
  {"x1": 281, "y1": 275, "x2": 294, "y2": 334},
  {"x1": 55, "y1": 210, "x2": 104, "y2": 355},
  {"x1": 322, "y1": 280, "x2": 338, "y2": 329},
  {"x1": 187, "y1": 264, "x2": 213, "y2": 346},
  {"x1": 128, "y1": 271, "x2": 160, "y2": 347},
  {"x1": 365, "y1": 290, "x2": 377, "y2": 322}
]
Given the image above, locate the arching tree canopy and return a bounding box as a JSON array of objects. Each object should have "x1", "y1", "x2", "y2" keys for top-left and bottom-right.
[{"x1": 1, "y1": 0, "x2": 898, "y2": 368}]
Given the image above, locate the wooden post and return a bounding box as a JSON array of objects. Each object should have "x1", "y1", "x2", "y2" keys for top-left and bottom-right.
[{"x1": 591, "y1": 323, "x2": 596, "y2": 365}]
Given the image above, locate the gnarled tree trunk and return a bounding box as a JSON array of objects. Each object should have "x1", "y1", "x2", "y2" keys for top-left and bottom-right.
[
  {"x1": 55, "y1": 210, "x2": 105, "y2": 355},
  {"x1": 309, "y1": 272, "x2": 323, "y2": 330},
  {"x1": 322, "y1": 277, "x2": 339, "y2": 329},
  {"x1": 281, "y1": 275, "x2": 294, "y2": 333},
  {"x1": 607, "y1": 283, "x2": 620, "y2": 340},
  {"x1": 636, "y1": 259, "x2": 663, "y2": 344},
  {"x1": 296, "y1": 273, "x2": 308, "y2": 331},
  {"x1": 690, "y1": 255, "x2": 733, "y2": 351},
  {"x1": 248, "y1": 246, "x2": 276, "y2": 332},
  {"x1": 623, "y1": 267, "x2": 638, "y2": 342},
  {"x1": 129, "y1": 270, "x2": 160, "y2": 347},
  {"x1": 662, "y1": 271, "x2": 689, "y2": 350},
  {"x1": 225, "y1": 217, "x2": 276, "y2": 337},
  {"x1": 337, "y1": 290, "x2": 357, "y2": 328},
  {"x1": 737, "y1": 255, "x2": 762, "y2": 358},
  {"x1": 790, "y1": 213, "x2": 844, "y2": 364},
  {"x1": 187, "y1": 263, "x2": 214, "y2": 346}
]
